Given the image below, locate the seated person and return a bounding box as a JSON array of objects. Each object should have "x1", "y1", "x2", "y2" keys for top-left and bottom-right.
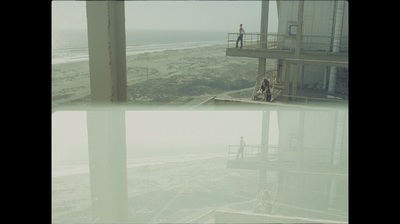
[{"x1": 253, "y1": 78, "x2": 271, "y2": 102}]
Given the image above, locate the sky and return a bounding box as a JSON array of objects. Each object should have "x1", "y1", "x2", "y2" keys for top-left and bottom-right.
[{"x1": 52, "y1": 1, "x2": 279, "y2": 33}]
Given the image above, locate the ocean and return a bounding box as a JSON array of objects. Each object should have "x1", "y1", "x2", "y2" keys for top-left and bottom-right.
[{"x1": 52, "y1": 29, "x2": 227, "y2": 65}]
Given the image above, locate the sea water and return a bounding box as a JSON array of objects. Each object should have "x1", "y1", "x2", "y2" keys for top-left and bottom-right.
[{"x1": 52, "y1": 29, "x2": 227, "y2": 65}]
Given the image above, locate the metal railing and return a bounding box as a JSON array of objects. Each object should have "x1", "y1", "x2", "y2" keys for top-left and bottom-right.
[
  {"x1": 278, "y1": 93, "x2": 348, "y2": 105},
  {"x1": 228, "y1": 145, "x2": 278, "y2": 161},
  {"x1": 227, "y1": 33, "x2": 348, "y2": 53},
  {"x1": 228, "y1": 144, "x2": 348, "y2": 165}
]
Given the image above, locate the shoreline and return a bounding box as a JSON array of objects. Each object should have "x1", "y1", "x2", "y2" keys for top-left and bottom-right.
[
  {"x1": 52, "y1": 44, "x2": 275, "y2": 108},
  {"x1": 52, "y1": 43, "x2": 227, "y2": 66}
]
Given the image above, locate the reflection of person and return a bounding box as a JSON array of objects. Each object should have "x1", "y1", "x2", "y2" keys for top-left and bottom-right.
[
  {"x1": 236, "y1": 24, "x2": 245, "y2": 48},
  {"x1": 237, "y1": 136, "x2": 246, "y2": 160},
  {"x1": 254, "y1": 189, "x2": 272, "y2": 213}
]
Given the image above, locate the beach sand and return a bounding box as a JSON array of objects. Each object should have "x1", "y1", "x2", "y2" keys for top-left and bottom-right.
[
  {"x1": 51, "y1": 44, "x2": 276, "y2": 108},
  {"x1": 51, "y1": 45, "x2": 275, "y2": 222},
  {"x1": 52, "y1": 157, "x2": 261, "y2": 223}
]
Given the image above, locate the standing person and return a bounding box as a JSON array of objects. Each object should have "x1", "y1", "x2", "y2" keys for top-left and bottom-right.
[
  {"x1": 260, "y1": 78, "x2": 271, "y2": 102},
  {"x1": 237, "y1": 136, "x2": 246, "y2": 160},
  {"x1": 236, "y1": 24, "x2": 245, "y2": 48}
]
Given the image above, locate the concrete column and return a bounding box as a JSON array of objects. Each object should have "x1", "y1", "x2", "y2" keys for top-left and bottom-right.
[
  {"x1": 300, "y1": 65, "x2": 304, "y2": 90},
  {"x1": 86, "y1": 1, "x2": 127, "y2": 104},
  {"x1": 328, "y1": 0, "x2": 345, "y2": 94},
  {"x1": 282, "y1": 60, "x2": 290, "y2": 102},
  {"x1": 253, "y1": 59, "x2": 267, "y2": 97},
  {"x1": 86, "y1": 1, "x2": 128, "y2": 222},
  {"x1": 294, "y1": 0, "x2": 304, "y2": 59},
  {"x1": 292, "y1": 0, "x2": 304, "y2": 101},
  {"x1": 328, "y1": 66, "x2": 337, "y2": 94},
  {"x1": 292, "y1": 66, "x2": 299, "y2": 101},
  {"x1": 260, "y1": 0, "x2": 270, "y2": 48},
  {"x1": 277, "y1": 59, "x2": 283, "y2": 83},
  {"x1": 323, "y1": 66, "x2": 329, "y2": 90},
  {"x1": 253, "y1": 0, "x2": 270, "y2": 98}
]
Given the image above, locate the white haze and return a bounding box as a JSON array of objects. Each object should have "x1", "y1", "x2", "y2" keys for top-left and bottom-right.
[{"x1": 51, "y1": 110, "x2": 279, "y2": 161}]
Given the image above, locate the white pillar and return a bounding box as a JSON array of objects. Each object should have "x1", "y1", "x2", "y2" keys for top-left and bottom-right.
[
  {"x1": 254, "y1": 0, "x2": 270, "y2": 98},
  {"x1": 292, "y1": 0, "x2": 304, "y2": 100},
  {"x1": 254, "y1": 59, "x2": 267, "y2": 97},
  {"x1": 86, "y1": 1, "x2": 127, "y2": 104},
  {"x1": 86, "y1": 1, "x2": 128, "y2": 222},
  {"x1": 260, "y1": 0, "x2": 270, "y2": 48}
]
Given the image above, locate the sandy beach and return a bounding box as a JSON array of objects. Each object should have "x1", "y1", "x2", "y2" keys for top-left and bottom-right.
[
  {"x1": 52, "y1": 156, "x2": 262, "y2": 223},
  {"x1": 51, "y1": 44, "x2": 276, "y2": 108},
  {"x1": 51, "y1": 44, "x2": 277, "y2": 223}
]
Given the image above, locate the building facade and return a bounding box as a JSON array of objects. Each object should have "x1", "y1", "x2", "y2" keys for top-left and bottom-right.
[{"x1": 226, "y1": 0, "x2": 349, "y2": 99}]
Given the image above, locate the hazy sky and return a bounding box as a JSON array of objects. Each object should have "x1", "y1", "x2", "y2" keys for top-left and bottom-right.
[
  {"x1": 52, "y1": 1, "x2": 278, "y2": 32},
  {"x1": 52, "y1": 110, "x2": 279, "y2": 161}
]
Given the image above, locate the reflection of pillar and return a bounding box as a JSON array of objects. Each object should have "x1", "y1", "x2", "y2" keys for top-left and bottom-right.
[
  {"x1": 328, "y1": 178, "x2": 337, "y2": 208},
  {"x1": 258, "y1": 110, "x2": 270, "y2": 193},
  {"x1": 87, "y1": 110, "x2": 128, "y2": 223},
  {"x1": 332, "y1": 111, "x2": 346, "y2": 165},
  {"x1": 330, "y1": 111, "x2": 345, "y2": 165},
  {"x1": 261, "y1": 111, "x2": 270, "y2": 161},
  {"x1": 297, "y1": 111, "x2": 305, "y2": 164},
  {"x1": 259, "y1": 170, "x2": 267, "y2": 193}
]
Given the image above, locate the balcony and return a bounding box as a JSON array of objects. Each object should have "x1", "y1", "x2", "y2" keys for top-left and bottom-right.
[
  {"x1": 226, "y1": 144, "x2": 348, "y2": 178},
  {"x1": 226, "y1": 33, "x2": 348, "y2": 62}
]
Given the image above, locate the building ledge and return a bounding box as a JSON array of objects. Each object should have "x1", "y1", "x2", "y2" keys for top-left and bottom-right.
[
  {"x1": 226, "y1": 160, "x2": 347, "y2": 179},
  {"x1": 226, "y1": 47, "x2": 348, "y2": 62},
  {"x1": 214, "y1": 209, "x2": 346, "y2": 223}
]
